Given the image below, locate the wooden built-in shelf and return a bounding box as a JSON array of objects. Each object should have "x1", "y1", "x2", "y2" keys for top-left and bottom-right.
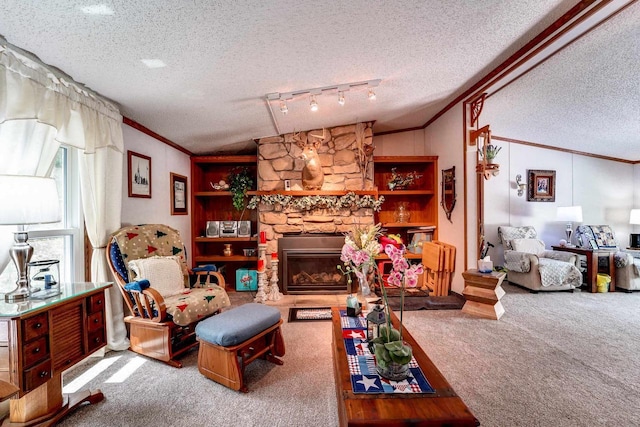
[
  {"x1": 381, "y1": 222, "x2": 436, "y2": 228},
  {"x1": 194, "y1": 255, "x2": 258, "y2": 263},
  {"x1": 195, "y1": 236, "x2": 256, "y2": 243},
  {"x1": 378, "y1": 190, "x2": 435, "y2": 196}
]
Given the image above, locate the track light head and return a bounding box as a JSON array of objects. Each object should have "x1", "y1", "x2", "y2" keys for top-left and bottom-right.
[
  {"x1": 310, "y1": 95, "x2": 318, "y2": 112},
  {"x1": 279, "y1": 100, "x2": 288, "y2": 114},
  {"x1": 368, "y1": 88, "x2": 376, "y2": 100},
  {"x1": 338, "y1": 91, "x2": 345, "y2": 106}
]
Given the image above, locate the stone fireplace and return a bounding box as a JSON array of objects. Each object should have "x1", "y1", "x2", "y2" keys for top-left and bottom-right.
[{"x1": 255, "y1": 122, "x2": 376, "y2": 293}]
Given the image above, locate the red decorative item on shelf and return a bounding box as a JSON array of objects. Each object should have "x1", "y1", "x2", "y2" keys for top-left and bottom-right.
[
  {"x1": 260, "y1": 231, "x2": 266, "y2": 244},
  {"x1": 380, "y1": 235, "x2": 403, "y2": 250}
]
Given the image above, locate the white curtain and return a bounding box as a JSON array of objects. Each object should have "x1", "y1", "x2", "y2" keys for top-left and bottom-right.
[{"x1": 0, "y1": 37, "x2": 129, "y2": 350}]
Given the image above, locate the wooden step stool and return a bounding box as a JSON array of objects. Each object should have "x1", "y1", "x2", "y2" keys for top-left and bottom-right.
[{"x1": 195, "y1": 303, "x2": 285, "y2": 392}]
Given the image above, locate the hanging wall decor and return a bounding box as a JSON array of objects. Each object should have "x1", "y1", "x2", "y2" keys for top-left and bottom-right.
[{"x1": 527, "y1": 169, "x2": 556, "y2": 202}]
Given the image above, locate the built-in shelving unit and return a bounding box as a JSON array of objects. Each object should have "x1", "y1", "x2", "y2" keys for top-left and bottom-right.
[
  {"x1": 191, "y1": 155, "x2": 258, "y2": 289},
  {"x1": 373, "y1": 156, "x2": 438, "y2": 244}
]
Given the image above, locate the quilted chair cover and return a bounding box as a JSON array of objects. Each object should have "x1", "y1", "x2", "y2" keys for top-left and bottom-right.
[
  {"x1": 498, "y1": 226, "x2": 581, "y2": 292},
  {"x1": 575, "y1": 225, "x2": 640, "y2": 291},
  {"x1": 110, "y1": 224, "x2": 230, "y2": 326}
]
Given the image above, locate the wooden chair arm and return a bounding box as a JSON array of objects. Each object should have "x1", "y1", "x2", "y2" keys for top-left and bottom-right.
[
  {"x1": 127, "y1": 287, "x2": 167, "y2": 323},
  {"x1": 193, "y1": 271, "x2": 226, "y2": 289}
]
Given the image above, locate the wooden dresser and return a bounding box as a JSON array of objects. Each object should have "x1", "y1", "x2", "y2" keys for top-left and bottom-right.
[{"x1": 0, "y1": 282, "x2": 111, "y2": 426}]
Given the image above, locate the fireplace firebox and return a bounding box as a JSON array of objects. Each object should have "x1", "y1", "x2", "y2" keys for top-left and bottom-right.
[{"x1": 278, "y1": 235, "x2": 355, "y2": 294}]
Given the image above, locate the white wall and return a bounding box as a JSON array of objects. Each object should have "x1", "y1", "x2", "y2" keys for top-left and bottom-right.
[
  {"x1": 484, "y1": 142, "x2": 634, "y2": 265},
  {"x1": 374, "y1": 130, "x2": 426, "y2": 156},
  {"x1": 121, "y1": 125, "x2": 192, "y2": 263}
]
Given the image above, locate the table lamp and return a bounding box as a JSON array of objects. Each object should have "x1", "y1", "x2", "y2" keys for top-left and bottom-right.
[
  {"x1": 0, "y1": 175, "x2": 61, "y2": 302},
  {"x1": 629, "y1": 209, "x2": 640, "y2": 248},
  {"x1": 556, "y1": 206, "x2": 583, "y2": 247}
]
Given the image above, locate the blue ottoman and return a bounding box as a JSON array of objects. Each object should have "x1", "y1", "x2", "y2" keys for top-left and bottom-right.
[{"x1": 195, "y1": 303, "x2": 285, "y2": 392}]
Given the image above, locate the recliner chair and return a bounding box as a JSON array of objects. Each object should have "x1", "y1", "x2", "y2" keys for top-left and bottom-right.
[{"x1": 498, "y1": 226, "x2": 582, "y2": 292}]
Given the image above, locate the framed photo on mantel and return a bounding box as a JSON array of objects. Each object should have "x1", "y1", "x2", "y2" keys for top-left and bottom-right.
[{"x1": 527, "y1": 169, "x2": 555, "y2": 202}]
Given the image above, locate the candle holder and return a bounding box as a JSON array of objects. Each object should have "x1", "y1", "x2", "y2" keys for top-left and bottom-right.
[
  {"x1": 267, "y1": 258, "x2": 282, "y2": 301},
  {"x1": 254, "y1": 243, "x2": 269, "y2": 303}
]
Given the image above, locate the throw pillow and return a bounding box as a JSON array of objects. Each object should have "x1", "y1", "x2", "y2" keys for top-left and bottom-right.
[
  {"x1": 128, "y1": 256, "x2": 185, "y2": 298},
  {"x1": 512, "y1": 238, "x2": 545, "y2": 255}
]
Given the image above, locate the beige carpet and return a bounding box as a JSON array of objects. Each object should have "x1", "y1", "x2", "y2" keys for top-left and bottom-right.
[{"x1": 58, "y1": 285, "x2": 640, "y2": 427}]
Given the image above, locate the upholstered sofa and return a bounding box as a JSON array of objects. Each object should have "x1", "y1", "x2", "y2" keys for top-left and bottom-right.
[
  {"x1": 574, "y1": 225, "x2": 640, "y2": 291},
  {"x1": 498, "y1": 226, "x2": 582, "y2": 292}
]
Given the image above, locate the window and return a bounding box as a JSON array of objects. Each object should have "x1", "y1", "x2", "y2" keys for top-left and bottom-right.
[{"x1": 0, "y1": 147, "x2": 84, "y2": 293}]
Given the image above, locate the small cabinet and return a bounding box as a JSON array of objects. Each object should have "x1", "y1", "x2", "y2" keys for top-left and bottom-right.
[
  {"x1": 374, "y1": 156, "x2": 438, "y2": 244},
  {"x1": 191, "y1": 155, "x2": 258, "y2": 289}
]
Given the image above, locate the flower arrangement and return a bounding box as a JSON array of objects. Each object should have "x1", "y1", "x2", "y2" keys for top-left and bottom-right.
[
  {"x1": 370, "y1": 243, "x2": 424, "y2": 379},
  {"x1": 337, "y1": 223, "x2": 383, "y2": 296}
]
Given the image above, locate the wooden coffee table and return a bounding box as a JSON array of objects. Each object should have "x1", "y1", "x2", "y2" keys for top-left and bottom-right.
[{"x1": 331, "y1": 307, "x2": 478, "y2": 426}]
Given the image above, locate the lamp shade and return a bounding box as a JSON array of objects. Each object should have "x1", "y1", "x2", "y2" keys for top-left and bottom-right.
[
  {"x1": 0, "y1": 175, "x2": 61, "y2": 225},
  {"x1": 630, "y1": 209, "x2": 640, "y2": 225},
  {"x1": 556, "y1": 206, "x2": 583, "y2": 222}
]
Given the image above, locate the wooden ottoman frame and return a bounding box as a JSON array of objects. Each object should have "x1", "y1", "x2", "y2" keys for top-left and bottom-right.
[{"x1": 197, "y1": 319, "x2": 285, "y2": 392}]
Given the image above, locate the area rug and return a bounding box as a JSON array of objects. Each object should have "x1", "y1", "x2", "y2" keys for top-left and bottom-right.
[
  {"x1": 288, "y1": 307, "x2": 332, "y2": 322},
  {"x1": 384, "y1": 293, "x2": 466, "y2": 311}
]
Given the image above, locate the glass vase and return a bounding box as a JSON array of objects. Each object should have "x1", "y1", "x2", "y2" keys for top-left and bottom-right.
[
  {"x1": 376, "y1": 360, "x2": 411, "y2": 381},
  {"x1": 394, "y1": 202, "x2": 411, "y2": 223},
  {"x1": 358, "y1": 265, "x2": 371, "y2": 297}
]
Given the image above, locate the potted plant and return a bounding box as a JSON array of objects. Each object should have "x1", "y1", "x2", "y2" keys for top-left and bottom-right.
[
  {"x1": 228, "y1": 167, "x2": 254, "y2": 212},
  {"x1": 483, "y1": 144, "x2": 502, "y2": 164}
]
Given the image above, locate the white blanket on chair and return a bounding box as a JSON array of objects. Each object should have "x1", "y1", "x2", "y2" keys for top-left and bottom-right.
[{"x1": 538, "y1": 258, "x2": 581, "y2": 287}]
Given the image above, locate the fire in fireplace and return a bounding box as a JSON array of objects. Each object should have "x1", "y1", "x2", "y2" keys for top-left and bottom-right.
[{"x1": 278, "y1": 234, "x2": 355, "y2": 294}]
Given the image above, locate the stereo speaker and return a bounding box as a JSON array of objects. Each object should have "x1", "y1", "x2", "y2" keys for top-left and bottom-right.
[
  {"x1": 205, "y1": 221, "x2": 220, "y2": 238},
  {"x1": 238, "y1": 221, "x2": 251, "y2": 237}
]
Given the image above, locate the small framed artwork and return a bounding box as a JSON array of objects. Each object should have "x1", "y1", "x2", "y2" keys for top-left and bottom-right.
[
  {"x1": 128, "y1": 150, "x2": 151, "y2": 198},
  {"x1": 170, "y1": 173, "x2": 188, "y2": 215},
  {"x1": 527, "y1": 169, "x2": 556, "y2": 202}
]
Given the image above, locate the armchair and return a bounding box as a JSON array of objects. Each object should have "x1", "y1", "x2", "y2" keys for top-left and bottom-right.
[
  {"x1": 107, "y1": 224, "x2": 230, "y2": 367},
  {"x1": 575, "y1": 225, "x2": 640, "y2": 291},
  {"x1": 498, "y1": 226, "x2": 582, "y2": 292}
]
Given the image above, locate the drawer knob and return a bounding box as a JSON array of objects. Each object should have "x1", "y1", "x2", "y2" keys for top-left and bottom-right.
[
  {"x1": 35, "y1": 323, "x2": 42, "y2": 329},
  {"x1": 96, "y1": 300, "x2": 102, "y2": 305},
  {"x1": 33, "y1": 347, "x2": 40, "y2": 354},
  {"x1": 94, "y1": 337, "x2": 101, "y2": 343},
  {"x1": 66, "y1": 359, "x2": 72, "y2": 365},
  {"x1": 93, "y1": 318, "x2": 99, "y2": 323},
  {"x1": 39, "y1": 371, "x2": 48, "y2": 378}
]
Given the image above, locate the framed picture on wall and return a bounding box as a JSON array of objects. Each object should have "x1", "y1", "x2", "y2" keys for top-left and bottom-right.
[
  {"x1": 170, "y1": 173, "x2": 188, "y2": 215},
  {"x1": 527, "y1": 169, "x2": 556, "y2": 202},
  {"x1": 128, "y1": 150, "x2": 152, "y2": 198}
]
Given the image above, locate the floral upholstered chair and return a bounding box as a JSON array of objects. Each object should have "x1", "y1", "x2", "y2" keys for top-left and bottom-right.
[
  {"x1": 497, "y1": 226, "x2": 582, "y2": 292},
  {"x1": 107, "y1": 224, "x2": 230, "y2": 367},
  {"x1": 574, "y1": 225, "x2": 640, "y2": 291}
]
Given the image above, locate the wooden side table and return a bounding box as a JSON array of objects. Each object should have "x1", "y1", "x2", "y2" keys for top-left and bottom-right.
[
  {"x1": 461, "y1": 269, "x2": 506, "y2": 320},
  {"x1": 551, "y1": 246, "x2": 615, "y2": 292}
]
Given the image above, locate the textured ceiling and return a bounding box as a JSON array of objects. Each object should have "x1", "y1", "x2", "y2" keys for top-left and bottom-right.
[
  {"x1": 2, "y1": 1, "x2": 632, "y2": 158},
  {"x1": 483, "y1": 1, "x2": 640, "y2": 161}
]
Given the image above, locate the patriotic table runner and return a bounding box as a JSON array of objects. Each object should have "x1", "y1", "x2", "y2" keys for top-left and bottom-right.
[{"x1": 339, "y1": 310, "x2": 435, "y2": 394}]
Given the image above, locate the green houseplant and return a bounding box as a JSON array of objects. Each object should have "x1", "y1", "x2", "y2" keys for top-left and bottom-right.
[
  {"x1": 483, "y1": 144, "x2": 502, "y2": 163},
  {"x1": 228, "y1": 167, "x2": 254, "y2": 212}
]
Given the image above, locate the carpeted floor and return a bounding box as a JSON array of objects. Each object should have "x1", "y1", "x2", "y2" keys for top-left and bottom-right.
[{"x1": 57, "y1": 284, "x2": 640, "y2": 427}]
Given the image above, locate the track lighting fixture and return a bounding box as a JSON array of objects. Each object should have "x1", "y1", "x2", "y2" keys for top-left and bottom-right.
[{"x1": 266, "y1": 78, "x2": 381, "y2": 115}]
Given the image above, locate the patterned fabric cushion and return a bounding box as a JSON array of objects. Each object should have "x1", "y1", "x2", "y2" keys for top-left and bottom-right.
[
  {"x1": 512, "y1": 238, "x2": 545, "y2": 255},
  {"x1": 575, "y1": 225, "x2": 618, "y2": 249},
  {"x1": 503, "y1": 251, "x2": 532, "y2": 273},
  {"x1": 111, "y1": 224, "x2": 189, "y2": 283},
  {"x1": 538, "y1": 258, "x2": 582, "y2": 287},
  {"x1": 164, "y1": 286, "x2": 230, "y2": 327},
  {"x1": 498, "y1": 226, "x2": 538, "y2": 251},
  {"x1": 128, "y1": 256, "x2": 185, "y2": 298}
]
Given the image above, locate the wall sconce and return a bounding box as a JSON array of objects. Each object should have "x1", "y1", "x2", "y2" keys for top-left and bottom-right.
[
  {"x1": 470, "y1": 124, "x2": 499, "y2": 180},
  {"x1": 515, "y1": 174, "x2": 526, "y2": 196}
]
